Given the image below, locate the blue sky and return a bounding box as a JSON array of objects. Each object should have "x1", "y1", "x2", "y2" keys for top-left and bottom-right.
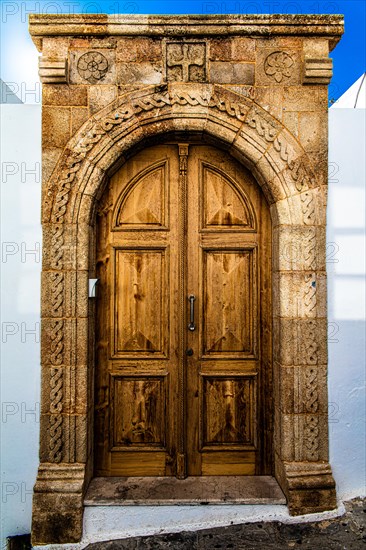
[{"x1": 0, "y1": 0, "x2": 365, "y2": 103}]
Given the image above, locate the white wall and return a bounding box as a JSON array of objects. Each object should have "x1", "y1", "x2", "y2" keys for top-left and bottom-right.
[
  {"x1": 0, "y1": 105, "x2": 42, "y2": 547},
  {"x1": 328, "y1": 107, "x2": 366, "y2": 499},
  {"x1": 0, "y1": 104, "x2": 365, "y2": 548}
]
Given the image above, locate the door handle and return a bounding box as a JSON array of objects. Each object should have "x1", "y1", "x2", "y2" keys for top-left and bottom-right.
[{"x1": 188, "y1": 295, "x2": 196, "y2": 332}]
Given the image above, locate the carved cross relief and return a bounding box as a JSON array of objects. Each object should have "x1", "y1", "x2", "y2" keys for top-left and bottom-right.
[{"x1": 166, "y1": 42, "x2": 206, "y2": 82}]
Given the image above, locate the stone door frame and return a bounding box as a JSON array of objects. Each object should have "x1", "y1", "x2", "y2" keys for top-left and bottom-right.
[{"x1": 33, "y1": 82, "x2": 336, "y2": 543}]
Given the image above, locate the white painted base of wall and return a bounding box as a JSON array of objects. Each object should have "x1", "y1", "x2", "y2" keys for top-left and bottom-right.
[{"x1": 30, "y1": 501, "x2": 350, "y2": 550}]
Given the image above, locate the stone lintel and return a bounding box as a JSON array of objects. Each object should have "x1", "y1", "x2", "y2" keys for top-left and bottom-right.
[{"x1": 29, "y1": 14, "x2": 344, "y2": 51}]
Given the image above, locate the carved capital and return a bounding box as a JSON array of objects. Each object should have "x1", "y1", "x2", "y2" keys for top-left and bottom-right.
[
  {"x1": 39, "y1": 56, "x2": 68, "y2": 84},
  {"x1": 303, "y1": 56, "x2": 333, "y2": 85}
]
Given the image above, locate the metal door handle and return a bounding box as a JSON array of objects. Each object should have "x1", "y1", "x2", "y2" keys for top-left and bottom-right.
[{"x1": 188, "y1": 295, "x2": 196, "y2": 331}]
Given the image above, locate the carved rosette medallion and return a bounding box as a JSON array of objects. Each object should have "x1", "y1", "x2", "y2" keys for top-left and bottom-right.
[
  {"x1": 77, "y1": 51, "x2": 109, "y2": 84},
  {"x1": 264, "y1": 51, "x2": 294, "y2": 83},
  {"x1": 166, "y1": 42, "x2": 206, "y2": 82}
]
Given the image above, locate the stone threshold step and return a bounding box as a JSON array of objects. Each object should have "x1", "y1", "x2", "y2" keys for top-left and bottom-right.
[{"x1": 84, "y1": 475, "x2": 286, "y2": 506}]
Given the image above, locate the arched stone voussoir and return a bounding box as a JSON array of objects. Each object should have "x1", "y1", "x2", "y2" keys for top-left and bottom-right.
[
  {"x1": 264, "y1": 129, "x2": 319, "y2": 195},
  {"x1": 45, "y1": 83, "x2": 318, "y2": 229}
]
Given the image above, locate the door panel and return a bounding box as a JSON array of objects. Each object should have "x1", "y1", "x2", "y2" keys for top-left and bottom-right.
[
  {"x1": 95, "y1": 143, "x2": 272, "y2": 478},
  {"x1": 202, "y1": 249, "x2": 256, "y2": 357},
  {"x1": 113, "y1": 248, "x2": 168, "y2": 357}
]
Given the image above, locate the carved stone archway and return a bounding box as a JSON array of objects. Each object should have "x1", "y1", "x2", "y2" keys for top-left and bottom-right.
[{"x1": 29, "y1": 14, "x2": 344, "y2": 545}]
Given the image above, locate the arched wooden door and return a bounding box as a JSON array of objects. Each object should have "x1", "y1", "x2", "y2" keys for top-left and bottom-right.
[{"x1": 94, "y1": 144, "x2": 272, "y2": 478}]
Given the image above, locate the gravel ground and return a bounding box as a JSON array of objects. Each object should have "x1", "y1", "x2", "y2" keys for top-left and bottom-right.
[{"x1": 86, "y1": 498, "x2": 366, "y2": 550}]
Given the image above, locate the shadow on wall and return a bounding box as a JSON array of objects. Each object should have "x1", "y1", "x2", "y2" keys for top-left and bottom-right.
[{"x1": 328, "y1": 107, "x2": 366, "y2": 499}]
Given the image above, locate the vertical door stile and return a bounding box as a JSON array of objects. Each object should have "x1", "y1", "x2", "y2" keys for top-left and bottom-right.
[{"x1": 176, "y1": 143, "x2": 189, "y2": 479}]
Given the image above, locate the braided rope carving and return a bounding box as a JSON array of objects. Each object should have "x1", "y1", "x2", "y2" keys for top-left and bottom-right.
[
  {"x1": 49, "y1": 366, "x2": 63, "y2": 463},
  {"x1": 301, "y1": 191, "x2": 316, "y2": 225},
  {"x1": 50, "y1": 319, "x2": 64, "y2": 366},
  {"x1": 303, "y1": 320, "x2": 318, "y2": 365},
  {"x1": 50, "y1": 225, "x2": 64, "y2": 269},
  {"x1": 305, "y1": 366, "x2": 319, "y2": 412},
  {"x1": 304, "y1": 415, "x2": 319, "y2": 461},
  {"x1": 303, "y1": 228, "x2": 317, "y2": 270},
  {"x1": 50, "y1": 272, "x2": 64, "y2": 317},
  {"x1": 304, "y1": 273, "x2": 317, "y2": 317}
]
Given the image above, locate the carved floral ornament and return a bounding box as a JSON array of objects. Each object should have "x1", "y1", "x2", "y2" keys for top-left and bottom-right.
[
  {"x1": 264, "y1": 51, "x2": 294, "y2": 83},
  {"x1": 77, "y1": 51, "x2": 109, "y2": 84}
]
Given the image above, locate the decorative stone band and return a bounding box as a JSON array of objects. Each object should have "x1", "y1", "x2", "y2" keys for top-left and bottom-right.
[
  {"x1": 38, "y1": 57, "x2": 68, "y2": 84},
  {"x1": 303, "y1": 57, "x2": 333, "y2": 85}
]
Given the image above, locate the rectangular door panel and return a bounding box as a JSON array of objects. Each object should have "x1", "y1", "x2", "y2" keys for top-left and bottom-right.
[
  {"x1": 111, "y1": 374, "x2": 167, "y2": 450},
  {"x1": 201, "y1": 375, "x2": 257, "y2": 450},
  {"x1": 202, "y1": 248, "x2": 257, "y2": 359},
  {"x1": 113, "y1": 248, "x2": 168, "y2": 358}
]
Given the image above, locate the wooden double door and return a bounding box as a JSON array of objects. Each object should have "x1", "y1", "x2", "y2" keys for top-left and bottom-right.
[{"x1": 95, "y1": 144, "x2": 272, "y2": 479}]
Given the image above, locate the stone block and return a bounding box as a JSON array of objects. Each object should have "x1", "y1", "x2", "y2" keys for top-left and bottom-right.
[
  {"x1": 210, "y1": 62, "x2": 254, "y2": 85},
  {"x1": 43, "y1": 107, "x2": 71, "y2": 148},
  {"x1": 42, "y1": 37, "x2": 70, "y2": 57},
  {"x1": 41, "y1": 317, "x2": 88, "y2": 368},
  {"x1": 116, "y1": 37, "x2": 162, "y2": 62},
  {"x1": 41, "y1": 365, "x2": 88, "y2": 415},
  {"x1": 88, "y1": 85, "x2": 118, "y2": 115},
  {"x1": 282, "y1": 111, "x2": 298, "y2": 136},
  {"x1": 274, "y1": 318, "x2": 327, "y2": 367},
  {"x1": 42, "y1": 223, "x2": 91, "y2": 272},
  {"x1": 69, "y1": 49, "x2": 116, "y2": 85},
  {"x1": 43, "y1": 84, "x2": 88, "y2": 106},
  {"x1": 253, "y1": 86, "x2": 283, "y2": 121},
  {"x1": 282, "y1": 461, "x2": 337, "y2": 516},
  {"x1": 273, "y1": 225, "x2": 326, "y2": 272},
  {"x1": 303, "y1": 38, "x2": 329, "y2": 57},
  {"x1": 42, "y1": 147, "x2": 63, "y2": 189},
  {"x1": 283, "y1": 86, "x2": 328, "y2": 112},
  {"x1": 303, "y1": 56, "x2": 333, "y2": 85},
  {"x1": 256, "y1": 48, "x2": 301, "y2": 86},
  {"x1": 276, "y1": 364, "x2": 328, "y2": 415},
  {"x1": 39, "y1": 57, "x2": 68, "y2": 84},
  {"x1": 41, "y1": 270, "x2": 89, "y2": 318},
  {"x1": 71, "y1": 107, "x2": 89, "y2": 134},
  {"x1": 298, "y1": 111, "x2": 328, "y2": 155},
  {"x1": 117, "y1": 62, "x2": 163, "y2": 85},
  {"x1": 209, "y1": 38, "x2": 232, "y2": 60},
  {"x1": 273, "y1": 271, "x2": 327, "y2": 319},
  {"x1": 32, "y1": 464, "x2": 85, "y2": 545},
  {"x1": 232, "y1": 38, "x2": 256, "y2": 61}
]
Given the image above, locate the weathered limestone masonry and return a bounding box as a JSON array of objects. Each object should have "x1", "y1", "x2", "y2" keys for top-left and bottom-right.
[{"x1": 29, "y1": 14, "x2": 344, "y2": 545}]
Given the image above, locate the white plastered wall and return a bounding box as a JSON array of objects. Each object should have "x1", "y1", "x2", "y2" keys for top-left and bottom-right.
[{"x1": 0, "y1": 103, "x2": 365, "y2": 548}]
